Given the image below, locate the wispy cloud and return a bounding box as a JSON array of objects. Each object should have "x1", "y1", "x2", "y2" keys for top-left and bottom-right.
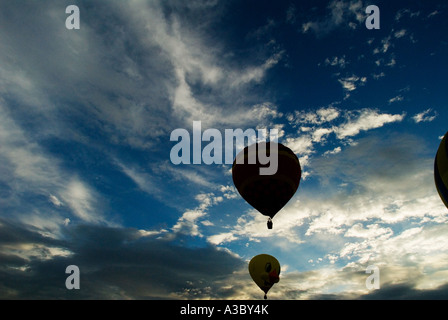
[
  {"x1": 113, "y1": 0, "x2": 284, "y2": 130},
  {"x1": 427, "y1": 10, "x2": 440, "y2": 18},
  {"x1": 115, "y1": 160, "x2": 161, "y2": 197},
  {"x1": 302, "y1": 0, "x2": 365, "y2": 36},
  {"x1": 323, "y1": 146, "x2": 342, "y2": 156},
  {"x1": 394, "y1": 29, "x2": 407, "y2": 38},
  {"x1": 0, "y1": 104, "x2": 106, "y2": 228},
  {"x1": 412, "y1": 108, "x2": 438, "y2": 123},
  {"x1": 60, "y1": 179, "x2": 103, "y2": 224},
  {"x1": 333, "y1": 109, "x2": 405, "y2": 139},
  {"x1": 388, "y1": 95, "x2": 404, "y2": 104},
  {"x1": 395, "y1": 8, "x2": 421, "y2": 22},
  {"x1": 338, "y1": 75, "x2": 367, "y2": 93},
  {"x1": 323, "y1": 55, "x2": 347, "y2": 68},
  {"x1": 282, "y1": 107, "x2": 405, "y2": 178}
]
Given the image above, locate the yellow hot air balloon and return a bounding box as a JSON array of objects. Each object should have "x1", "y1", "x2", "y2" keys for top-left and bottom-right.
[
  {"x1": 435, "y1": 132, "x2": 448, "y2": 209},
  {"x1": 248, "y1": 254, "x2": 280, "y2": 299}
]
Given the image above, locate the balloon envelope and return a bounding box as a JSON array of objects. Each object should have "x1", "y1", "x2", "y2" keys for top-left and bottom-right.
[
  {"x1": 232, "y1": 142, "x2": 301, "y2": 219},
  {"x1": 248, "y1": 254, "x2": 280, "y2": 298},
  {"x1": 435, "y1": 132, "x2": 448, "y2": 210}
]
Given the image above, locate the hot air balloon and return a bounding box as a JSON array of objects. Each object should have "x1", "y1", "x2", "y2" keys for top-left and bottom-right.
[
  {"x1": 435, "y1": 132, "x2": 448, "y2": 210},
  {"x1": 249, "y1": 254, "x2": 280, "y2": 299},
  {"x1": 232, "y1": 142, "x2": 301, "y2": 229}
]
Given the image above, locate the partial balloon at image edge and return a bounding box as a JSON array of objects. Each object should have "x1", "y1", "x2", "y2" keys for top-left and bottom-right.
[{"x1": 435, "y1": 131, "x2": 448, "y2": 210}]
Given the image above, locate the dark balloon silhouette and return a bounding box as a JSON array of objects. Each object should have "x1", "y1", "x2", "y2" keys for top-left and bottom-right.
[
  {"x1": 249, "y1": 254, "x2": 280, "y2": 300},
  {"x1": 435, "y1": 131, "x2": 448, "y2": 210},
  {"x1": 232, "y1": 142, "x2": 301, "y2": 229}
]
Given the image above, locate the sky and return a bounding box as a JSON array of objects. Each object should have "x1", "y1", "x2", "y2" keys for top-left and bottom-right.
[{"x1": 0, "y1": 0, "x2": 447, "y2": 300}]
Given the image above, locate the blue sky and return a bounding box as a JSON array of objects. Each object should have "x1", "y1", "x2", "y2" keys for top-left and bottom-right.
[{"x1": 0, "y1": 0, "x2": 447, "y2": 299}]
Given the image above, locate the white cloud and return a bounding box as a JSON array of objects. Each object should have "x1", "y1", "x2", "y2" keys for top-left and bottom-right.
[
  {"x1": 208, "y1": 232, "x2": 237, "y2": 245},
  {"x1": 195, "y1": 192, "x2": 223, "y2": 210},
  {"x1": 412, "y1": 108, "x2": 437, "y2": 123},
  {"x1": 323, "y1": 146, "x2": 342, "y2": 156},
  {"x1": 284, "y1": 136, "x2": 314, "y2": 155},
  {"x1": 0, "y1": 103, "x2": 105, "y2": 226},
  {"x1": 372, "y1": 72, "x2": 385, "y2": 80},
  {"x1": 338, "y1": 75, "x2": 367, "y2": 92},
  {"x1": 1, "y1": 243, "x2": 73, "y2": 263},
  {"x1": 324, "y1": 56, "x2": 347, "y2": 68},
  {"x1": 427, "y1": 10, "x2": 440, "y2": 18},
  {"x1": 118, "y1": 1, "x2": 284, "y2": 129},
  {"x1": 115, "y1": 160, "x2": 160, "y2": 196},
  {"x1": 230, "y1": 52, "x2": 284, "y2": 87},
  {"x1": 201, "y1": 220, "x2": 214, "y2": 226},
  {"x1": 395, "y1": 8, "x2": 420, "y2": 22},
  {"x1": 281, "y1": 107, "x2": 405, "y2": 180},
  {"x1": 317, "y1": 107, "x2": 340, "y2": 123},
  {"x1": 138, "y1": 228, "x2": 168, "y2": 237},
  {"x1": 380, "y1": 36, "x2": 392, "y2": 53},
  {"x1": 312, "y1": 128, "x2": 333, "y2": 142},
  {"x1": 345, "y1": 223, "x2": 393, "y2": 239},
  {"x1": 0, "y1": 0, "x2": 286, "y2": 157},
  {"x1": 172, "y1": 209, "x2": 208, "y2": 237},
  {"x1": 272, "y1": 134, "x2": 448, "y2": 297},
  {"x1": 333, "y1": 109, "x2": 405, "y2": 139},
  {"x1": 386, "y1": 57, "x2": 396, "y2": 67},
  {"x1": 207, "y1": 206, "x2": 307, "y2": 246},
  {"x1": 61, "y1": 179, "x2": 104, "y2": 224},
  {"x1": 394, "y1": 29, "x2": 407, "y2": 38},
  {"x1": 310, "y1": 133, "x2": 445, "y2": 225},
  {"x1": 48, "y1": 195, "x2": 62, "y2": 207},
  {"x1": 338, "y1": 224, "x2": 448, "y2": 288},
  {"x1": 170, "y1": 191, "x2": 227, "y2": 238},
  {"x1": 220, "y1": 185, "x2": 239, "y2": 200},
  {"x1": 388, "y1": 95, "x2": 404, "y2": 104},
  {"x1": 302, "y1": 0, "x2": 365, "y2": 36},
  {"x1": 289, "y1": 107, "x2": 340, "y2": 126}
]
